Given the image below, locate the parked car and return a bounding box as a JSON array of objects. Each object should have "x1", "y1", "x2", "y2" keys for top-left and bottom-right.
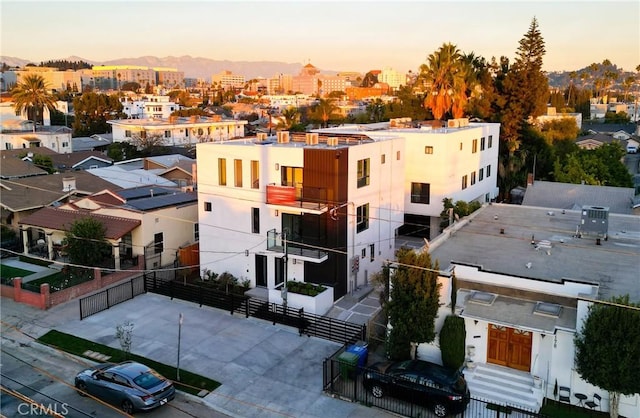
[
  {"x1": 363, "y1": 359, "x2": 470, "y2": 417},
  {"x1": 75, "y1": 361, "x2": 175, "y2": 413}
]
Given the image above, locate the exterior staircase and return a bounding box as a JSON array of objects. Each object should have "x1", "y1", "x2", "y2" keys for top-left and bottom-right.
[{"x1": 463, "y1": 362, "x2": 544, "y2": 412}]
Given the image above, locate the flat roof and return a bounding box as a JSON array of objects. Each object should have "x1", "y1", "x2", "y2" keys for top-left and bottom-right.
[{"x1": 429, "y1": 204, "x2": 640, "y2": 303}]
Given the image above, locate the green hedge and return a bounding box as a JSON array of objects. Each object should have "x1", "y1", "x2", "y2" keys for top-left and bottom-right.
[{"x1": 439, "y1": 315, "x2": 466, "y2": 370}]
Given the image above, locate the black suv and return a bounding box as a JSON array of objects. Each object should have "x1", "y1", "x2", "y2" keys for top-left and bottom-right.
[{"x1": 363, "y1": 359, "x2": 470, "y2": 417}]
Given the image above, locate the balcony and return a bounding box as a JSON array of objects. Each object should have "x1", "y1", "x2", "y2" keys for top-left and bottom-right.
[
  {"x1": 266, "y1": 229, "x2": 329, "y2": 263},
  {"x1": 266, "y1": 184, "x2": 329, "y2": 215}
]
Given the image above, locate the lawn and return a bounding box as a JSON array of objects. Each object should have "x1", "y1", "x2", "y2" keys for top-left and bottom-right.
[
  {"x1": 37, "y1": 330, "x2": 220, "y2": 396},
  {"x1": 0, "y1": 264, "x2": 35, "y2": 280}
]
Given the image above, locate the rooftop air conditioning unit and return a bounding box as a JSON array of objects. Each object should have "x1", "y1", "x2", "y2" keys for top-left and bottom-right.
[
  {"x1": 305, "y1": 133, "x2": 319, "y2": 145},
  {"x1": 447, "y1": 119, "x2": 460, "y2": 128},
  {"x1": 257, "y1": 132, "x2": 267, "y2": 141},
  {"x1": 277, "y1": 131, "x2": 290, "y2": 143}
]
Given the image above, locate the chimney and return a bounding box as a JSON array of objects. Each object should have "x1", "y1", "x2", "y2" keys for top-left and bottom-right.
[{"x1": 62, "y1": 176, "x2": 76, "y2": 192}]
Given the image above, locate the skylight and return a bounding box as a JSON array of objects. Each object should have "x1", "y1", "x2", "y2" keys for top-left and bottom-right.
[
  {"x1": 468, "y1": 291, "x2": 497, "y2": 306},
  {"x1": 534, "y1": 302, "x2": 562, "y2": 318}
]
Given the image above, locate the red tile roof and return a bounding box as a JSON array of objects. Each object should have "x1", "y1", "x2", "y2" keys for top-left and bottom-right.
[{"x1": 19, "y1": 207, "x2": 141, "y2": 239}]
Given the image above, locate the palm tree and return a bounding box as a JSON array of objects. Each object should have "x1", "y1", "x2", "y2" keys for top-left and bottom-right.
[
  {"x1": 278, "y1": 106, "x2": 300, "y2": 130},
  {"x1": 11, "y1": 74, "x2": 57, "y2": 132},
  {"x1": 419, "y1": 43, "x2": 467, "y2": 120},
  {"x1": 310, "y1": 99, "x2": 338, "y2": 128}
]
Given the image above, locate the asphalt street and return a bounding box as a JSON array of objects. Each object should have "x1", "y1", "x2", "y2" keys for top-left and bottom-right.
[
  {"x1": 1, "y1": 292, "x2": 394, "y2": 418},
  {"x1": 0, "y1": 325, "x2": 231, "y2": 418}
]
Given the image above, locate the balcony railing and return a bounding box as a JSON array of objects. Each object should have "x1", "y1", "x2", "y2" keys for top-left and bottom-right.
[
  {"x1": 266, "y1": 229, "x2": 328, "y2": 262},
  {"x1": 266, "y1": 184, "x2": 329, "y2": 212}
]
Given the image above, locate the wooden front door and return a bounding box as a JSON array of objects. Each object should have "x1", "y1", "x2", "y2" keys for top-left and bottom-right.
[{"x1": 487, "y1": 324, "x2": 532, "y2": 372}]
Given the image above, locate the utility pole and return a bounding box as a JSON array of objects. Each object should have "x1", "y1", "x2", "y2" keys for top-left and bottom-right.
[{"x1": 176, "y1": 313, "x2": 183, "y2": 381}]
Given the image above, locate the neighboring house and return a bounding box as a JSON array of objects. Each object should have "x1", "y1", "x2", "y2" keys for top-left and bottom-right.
[
  {"x1": 107, "y1": 116, "x2": 247, "y2": 147},
  {"x1": 196, "y1": 131, "x2": 405, "y2": 304},
  {"x1": 0, "y1": 172, "x2": 121, "y2": 234},
  {"x1": 49, "y1": 151, "x2": 113, "y2": 172},
  {"x1": 317, "y1": 118, "x2": 501, "y2": 239},
  {"x1": 575, "y1": 132, "x2": 624, "y2": 150},
  {"x1": 86, "y1": 165, "x2": 177, "y2": 189},
  {"x1": 71, "y1": 134, "x2": 113, "y2": 152},
  {"x1": 1, "y1": 125, "x2": 73, "y2": 153},
  {"x1": 0, "y1": 153, "x2": 48, "y2": 179},
  {"x1": 522, "y1": 181, "x2": 639, "y2": 215},
  {"x1": 17, "y1": 185, "x2": 198, "y2": 270},
  {"x1": 143, "y1": 155, "x2": 196, "y2": 189},
  {"x1": 533, "y1": 107, "x2": 582, "y2": 130},
  {"x1": 119, "y1": 95, "x2": 180, "y2": 119},
  {"x1": 422, "y1": 203, "x2": 639, "y2": 416},
  {"x1": 18, "y1": 207, "x2": 141, "y2": 268}
]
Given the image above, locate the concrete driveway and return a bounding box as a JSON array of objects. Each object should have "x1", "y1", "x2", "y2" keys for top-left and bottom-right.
[{"x1": 47, "y1": 293, "x2": 392, "y2": 418}]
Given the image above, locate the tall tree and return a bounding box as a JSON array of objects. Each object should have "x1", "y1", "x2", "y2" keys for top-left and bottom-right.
[
  {"x1": 419, "y1": 43, "x2": 468, "y2": 120},
  {"x1": 11, "y1": 74, "x2": 58, "y2": 132},
  {"x1": 64, "y1": 217, "x2": 112, "y2": 267},
  {"x1": 72, "y1": 92, "x2": 124, "y2": 136},
  {"x1": 497, "y1": 17, "x2": 549, "y2": 199},
  {"x1": 574, "y1": 296, "x2": 640, "y2": 418},
  {"x1": 385, "y1": 247, "x2": 441, "y2": 360},
  {"x1": 308, "y1": 99, "x2": 339, "y2": 128}
]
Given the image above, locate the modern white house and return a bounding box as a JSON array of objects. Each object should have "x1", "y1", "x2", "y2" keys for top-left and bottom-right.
[
  {"x1": 316, "y1": 118, "x2": 501, "y2": 239},
  {"x1": 119, "y1": 95, "x2": 180, "y2": 119},
  {"x1": 420, "y1": 203, "x2": 640, "y2": 416},
  {"x1": 108, "y1": 116, "x2": 247, "y2": 147},
  {"x1": 196, "y1": 131, "x2": 406, "y2": 309}
]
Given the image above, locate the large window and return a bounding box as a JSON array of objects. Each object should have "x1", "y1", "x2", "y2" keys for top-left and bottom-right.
[
  {"x1": 218, "y1": 158, "x2": 226, "y2": 186},
  {"x1": 481, "y1": 137, "x2": 486, "y2": 151},
  {"x1": 252, "y1": 207, "x2": 260, "y2": 234},
  {"x1": 488, "y1": 135, "x2": 493, "y2": 148},
  {"x1": 234, "y1": 159, "x2": 243, "y2": 187},
  {"x1": 462, "y1": 175, "x2": 468, "y2": 190},
  {"x1": 281, "y1": 166, "x2": 303, "y2": 199},
  {"x1": 486, "y1": 164, "x2": 491, "y2": 177},
  {"x1": 357, "y1": 158, "x2": 370, "y2": 188},
  {"x1": 410, "y1": 183, "x2": 430, "y2": 204},
  {"x1": 204, "y1": 202, "x2": 212, "y2": 212},
  {"x1": 154, "y1": 232, "x2": 163, "y2": 255},
  {"x1": 479, "y1": 167, "x2": 484, "y2": 181},
  {"x1": 471, "y1": 171, "x2": 476, "y2": 185},
  {"x1": 357, "y1": 203, "x2": 369, "y2": 233},
  {"x1": 251, "y1": 160, "x2": 259, "y2": 189},
  {"x1": 472, "y1": 139, "x2": 478, "y2": 153}
]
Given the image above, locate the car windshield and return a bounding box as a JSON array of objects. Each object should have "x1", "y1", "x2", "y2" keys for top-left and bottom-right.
[{"x1": 133, "y1": 371, "x2": 164, "y2": 389}]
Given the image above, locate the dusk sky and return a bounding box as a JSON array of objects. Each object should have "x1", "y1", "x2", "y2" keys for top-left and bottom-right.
[{"x1": 1, "y1": 0, "x2": 639, "y2": 75}]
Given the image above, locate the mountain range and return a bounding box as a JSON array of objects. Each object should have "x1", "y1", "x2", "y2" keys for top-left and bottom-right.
[{"x1": 0, "y1": 55, "x2": 335, "y2": 80}]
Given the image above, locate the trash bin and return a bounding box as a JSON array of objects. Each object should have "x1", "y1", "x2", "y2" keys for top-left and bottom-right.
[
  {"x1": 346, "y1": 340, "x2": 369, "y2": 369},
  {"x1": 338, "y1": 351, "x2": 359, "y2": 380}
]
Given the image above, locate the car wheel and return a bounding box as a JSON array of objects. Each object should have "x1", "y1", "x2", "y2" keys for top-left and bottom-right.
[
  {"x1": 121, "y1": 399, "x2": 134, "y2": 414},
  {"x1": 370, "y1": 384, "x2": 384, "y2": 398},
  {"x1": 75, "y1": 381, "x2": 88, "y2": 397},
  {"x1": 433, "y1": 402, "x2": 448, "y2": 417}
]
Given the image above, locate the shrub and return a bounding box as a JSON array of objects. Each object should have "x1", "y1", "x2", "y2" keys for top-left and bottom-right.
[
  {"x1": 439, "y1": 315, "x2": 466, "y2": 370},
  {"x1": 285, "y1": 281, "x2": 326, "y2": 296}
]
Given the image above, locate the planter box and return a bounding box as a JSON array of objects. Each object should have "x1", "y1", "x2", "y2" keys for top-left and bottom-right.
[{"x1": 269, "y1": 282, "x2": 334, "y2": 315}]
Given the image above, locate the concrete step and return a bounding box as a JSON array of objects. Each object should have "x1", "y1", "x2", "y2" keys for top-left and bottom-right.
[{"x1": 464, "y1": 363, "x2": 540, "y2": 411}]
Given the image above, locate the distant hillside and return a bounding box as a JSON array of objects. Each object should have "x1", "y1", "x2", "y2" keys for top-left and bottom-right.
[{"x1": 0, "y1": 55, "x2": 312, "y2": 80}]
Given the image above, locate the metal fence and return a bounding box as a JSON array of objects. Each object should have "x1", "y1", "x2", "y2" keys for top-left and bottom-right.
[
  {"x1": 142, "y1": 271, "x2": 366, "y2": 346},
  {"x1": 79, "y1": 275, "x2": 145, "y2": 320},
  {"x1": 322, "y1": 350, "x2": 549, "y2": 418}
]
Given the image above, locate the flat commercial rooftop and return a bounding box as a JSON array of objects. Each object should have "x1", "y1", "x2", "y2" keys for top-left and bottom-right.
[{"x1": 429, "y1": 203, "x2": 640, "y2": 303}]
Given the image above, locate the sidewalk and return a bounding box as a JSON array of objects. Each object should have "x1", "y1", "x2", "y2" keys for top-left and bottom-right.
[{"x1": 1, "y1": 293, "x2": 394, "y2": 418}]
